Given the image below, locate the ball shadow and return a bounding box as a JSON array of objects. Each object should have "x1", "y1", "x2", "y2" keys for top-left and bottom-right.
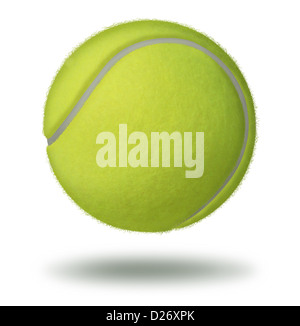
[{"x1": 51, "y1": 255, "x2": 251, "y2": 284}]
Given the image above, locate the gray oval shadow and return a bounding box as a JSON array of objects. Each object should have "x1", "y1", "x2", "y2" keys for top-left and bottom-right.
[{"x1": 50, "y1": 255, "x2": 252, "y2": 284}]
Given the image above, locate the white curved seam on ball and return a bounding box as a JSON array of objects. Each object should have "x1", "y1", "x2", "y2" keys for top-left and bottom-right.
[{"x1": 46, "y1": 38, "x2": 249, "y2": 225}]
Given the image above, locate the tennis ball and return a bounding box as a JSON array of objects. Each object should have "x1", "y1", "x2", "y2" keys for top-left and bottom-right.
[{"x1": 44, "y1": 20, "x2": 255, "y2": 232}]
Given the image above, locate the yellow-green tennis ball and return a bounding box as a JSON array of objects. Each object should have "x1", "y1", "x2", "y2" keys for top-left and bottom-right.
[{"x1": 44, "y1": 20, "x2": 255, "y2": 232}]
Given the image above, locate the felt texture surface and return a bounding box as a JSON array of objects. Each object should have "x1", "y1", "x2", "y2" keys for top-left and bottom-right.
[{"x1": 44, "y1": 20, "x2": 255, "y2": 232}]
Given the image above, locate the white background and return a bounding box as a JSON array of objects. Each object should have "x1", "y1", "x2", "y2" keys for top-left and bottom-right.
[{"x1": 0, "y1": 0, "x2": 299, "y2": 306}]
